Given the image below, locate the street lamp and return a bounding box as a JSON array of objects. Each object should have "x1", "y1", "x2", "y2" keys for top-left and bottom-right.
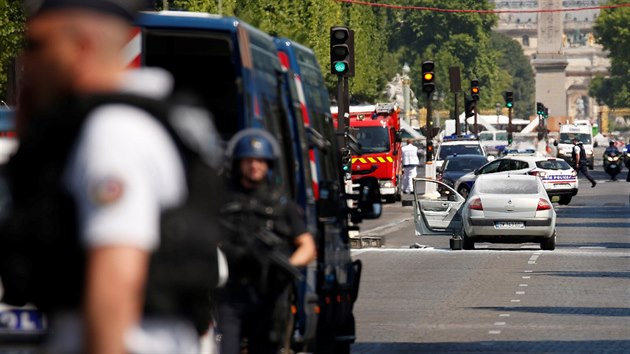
[{"x1": 402, "y1": 63, "x2": 411, "y2": 124}]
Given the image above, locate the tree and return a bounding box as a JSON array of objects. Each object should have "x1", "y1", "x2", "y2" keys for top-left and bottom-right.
[
  {"x1": 0, "y1": 0, "x2": 25, "y2": 102},
  {"x1": 386, "y1": 0, "x2": 510, "y2": 112},
  {"x1": 591, "y1": 0, "x2": 630, "y2": 108},
  {"x1": 490, "y1": 32, "x2": 535, "y2": 119}
]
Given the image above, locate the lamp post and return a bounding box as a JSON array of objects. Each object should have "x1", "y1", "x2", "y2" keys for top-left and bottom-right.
[{"x1": 402, "y1": 63, "x2": 411, "y2": 124}]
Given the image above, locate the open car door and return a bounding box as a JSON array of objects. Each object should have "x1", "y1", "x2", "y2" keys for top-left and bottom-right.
[{"x1": 413, "y1": 178, "x2": 465, "y2": 236}]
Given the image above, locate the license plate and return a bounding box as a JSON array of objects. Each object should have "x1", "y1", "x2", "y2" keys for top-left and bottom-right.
[
  {"x1": 0, "y1": 308, "x2": 47, "y2": 332},
  {"x1": 552, "y1": 183, "x2": 571, "y2": 189},
  {"x1": 494, "y1": 222, "x2": 525, "y2": 229},
  {"x1": 609, "y1": 164, "x2": 617, "y2": 169}
]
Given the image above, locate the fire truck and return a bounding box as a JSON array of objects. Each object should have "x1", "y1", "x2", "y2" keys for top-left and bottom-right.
[{"x1": 333, "y1": 104, "x2": 402, "y2": 203}]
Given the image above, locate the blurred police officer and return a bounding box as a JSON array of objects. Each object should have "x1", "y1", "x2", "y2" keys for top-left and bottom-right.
[
  {"x1": 0, "y1": 1, "x2": 224, "y2": 352},
  {"x1": 218, "y1": 129, "x2": 316, "y2": 354},
  {"x1": 573, "y1": 137, "x2": 596, "y2": 187},
  {"x1": 402, "y1": 139, "x2": 420, "y2": 194}
]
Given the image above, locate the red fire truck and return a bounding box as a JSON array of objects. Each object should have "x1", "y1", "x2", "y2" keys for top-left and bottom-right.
[{"x1": 333, "y1": 103, "x2": 402, "y2": 203}]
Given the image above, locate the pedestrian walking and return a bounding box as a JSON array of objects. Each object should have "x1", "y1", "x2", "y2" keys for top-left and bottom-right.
[
  {"x1": 402, "y1": 139, "x2": 420, "y2": 193},
  {"x1": 572, "y1": 137, "x2": 597, "y2": 187},
  {"x1": 0, "y1": 1, "x2": 226, "y2": 352},
  {"x1": 217, "y1": 129, "x2": 317, "y2": 354}
]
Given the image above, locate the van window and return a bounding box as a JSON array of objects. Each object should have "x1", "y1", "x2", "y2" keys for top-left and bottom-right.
[
  {"x1": 559, "y1": 132, "x2": 591, "y2": 144},
  {"x1": 144, "y1": 30, "x2": 239, "y2": 140}
]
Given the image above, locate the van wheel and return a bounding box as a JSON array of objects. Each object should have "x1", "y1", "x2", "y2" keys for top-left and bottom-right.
[
  {"x1": 462, "y1": 231, "x2": 475, "y2": 250},
  {"x1": 457, "y1": 185, "x2": 470, "y2": 199},
  {"x1": 541, "y1": 231, "x2": 556, "y2": 251},
  {"x1": 558, "y1": 195, "x2": 572, "y2": 205}
]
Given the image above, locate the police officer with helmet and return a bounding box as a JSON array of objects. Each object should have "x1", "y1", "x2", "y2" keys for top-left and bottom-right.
[
  {"x1": 0, "y1": 0, "x2": 226, "y2": 352},
  {"x1": 218, "y1": 128, "x2": 317, "y2": 354}
]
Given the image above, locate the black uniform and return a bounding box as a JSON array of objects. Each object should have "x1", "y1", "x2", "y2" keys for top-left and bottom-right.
[
  {"x1": 218, "y1": 181, "x2": 307, "y2": 354},
  {"x1": 572, "y1": 142, "x2": 596, "y2": 187}
]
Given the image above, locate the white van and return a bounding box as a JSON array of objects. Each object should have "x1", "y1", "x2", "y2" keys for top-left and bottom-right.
[
  {"x1": 478, "y1": 130, "x2": 508, "y2": 156},
  {"x1": 556, "y1": 123, "x2": 594, "y2": 169}
]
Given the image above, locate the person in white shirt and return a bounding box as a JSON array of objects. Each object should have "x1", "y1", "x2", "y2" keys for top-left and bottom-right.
[
  {"x1": 3, "y1": 1, "x2": 222, "y2": 353},
  {"x1": 401, "y1": 139, "x2": 420, "y2": 193}
]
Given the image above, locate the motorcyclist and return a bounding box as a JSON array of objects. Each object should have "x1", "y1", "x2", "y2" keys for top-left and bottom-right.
[
  {"x1": 603, "y1": 140, "x2": 622, "y2": 181},
  {"x1": 217, "y1": 129, "x2": 316, "y2": 354}
]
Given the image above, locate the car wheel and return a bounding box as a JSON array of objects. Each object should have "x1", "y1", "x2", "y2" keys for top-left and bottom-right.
[
  {"x1": 558, "y1": 195, "x2": 572, "y2": 205},
  {"x1": 541, "y1": 230, "x2": 556, "y2": 251},
  {"x1": 458, "y1": 185, "x2": 470, "y2": 199},
  {"x1": 462, "y1": 231, "x2": 474, "y2": 250}
]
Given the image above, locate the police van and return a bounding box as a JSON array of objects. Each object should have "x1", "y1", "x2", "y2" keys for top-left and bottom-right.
[
  {"x1": 556, "y1": 122, "x2": 595, "y2": 169},
  {"x1": 133, "y1": 11, "x2": 378, "y2": 353}
]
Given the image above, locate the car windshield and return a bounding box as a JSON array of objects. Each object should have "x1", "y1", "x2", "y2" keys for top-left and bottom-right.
[
  {"x1": 439, "y1": 145, "x2": 483, "y2": 160},
  {"x1": 356, "y1": 126, "x2": 390, "y2": 153},
  {"x1": 443, "y1": 158, "x2": 486, "y2": 172},
  {"x1": 559, "y1": 132, "x2": 591, "y2": 144},
  {"x1": 535, "y1": 160, "x2": 571, "y2": 170},
  {"x1": 495, "y1": 132, "x2": 508, "y2": 140},
  {"x1": 479, "y1": 132, "x2": 493, "y2": 141},
  {"x1": 478, "y1": 179, "x2": 539, "y2": 194}
]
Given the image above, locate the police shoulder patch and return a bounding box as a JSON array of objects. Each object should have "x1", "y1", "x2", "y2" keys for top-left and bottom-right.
[{"x1": 90, "y1": 176, "x2": 125, "y2": 205}]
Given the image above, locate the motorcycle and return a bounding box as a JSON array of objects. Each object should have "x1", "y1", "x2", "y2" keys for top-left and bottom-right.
[
  {"x1": 623, "y1": 144, "x2": 630, "y2": 170},
  {"x1": 603, "y1": 150, "x2": 622, "y2": 181}
]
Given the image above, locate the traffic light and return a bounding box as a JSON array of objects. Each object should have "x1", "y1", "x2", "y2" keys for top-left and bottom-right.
[
  {"x1": 464, "y1": 94, "x2": 475, "y2": 118},
  {"x1": 340, "y1": 147, "x2": 352, "y2": 173},
  {"x1": 426, "y1": 140, "x2": 434, "y2": 161},
  {"x1": 536, "y1": 102, "x2": 545, "y2": 116},
  {"x1": 421, "y1": 61, "x2": 435, "y2": 93},
  {"x1": 504, "y1": 91, "x2": 514, "y2": 108},
  {"x1": 470, "y1": 79, "x2": 480, "y2": 101},
  {"x1": 507, "y1": 132, "x2": 513, "y2": 145},
  {"x1": 330, "y1": 27, "x2": 354, "y2": 76},
  {"x1": 543, "y1": 107, "x2": 549, "y2": 119}
]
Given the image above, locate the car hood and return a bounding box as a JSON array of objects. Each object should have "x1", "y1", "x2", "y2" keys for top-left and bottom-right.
[{"x1": 443, "y1": 171, "x2": 470, "y2": 182}]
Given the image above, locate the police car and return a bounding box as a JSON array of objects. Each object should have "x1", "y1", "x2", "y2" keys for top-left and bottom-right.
[
  {"x1": 454, "y1": 155, "x2": 578, "y2": 205},
  {"x1": 435, "y1": 135, "x2": 489, "y2": 169}
]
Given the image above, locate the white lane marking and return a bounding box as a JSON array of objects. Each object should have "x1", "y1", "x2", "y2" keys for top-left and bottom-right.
[
  {"x1": 524, "y1": 270, "x2": 533, "y2": 273},
  {"x1": 528, "y1": 261, "x2": 536, "y2": 264},
  {"x1": 494, "y1": 322, "x2": 506, "y2": 326},
  {"x1": 522, "y1": 276, "x2": 531, "y2": 279},
  {"x1": 489, "y1": 330, "x2": 501, "y2": 334},
  {"x1": 579, "y1": 246, "x2": 606, "y2": 249},
  {"x1": 530, "y1": 255, "x2": 539, "y2": 260},
  {"x1": 519, "y1": 284, "x2": 528, "y2": 287},
  {"x1": 499, "y1": 314, "x2": 511, "y2": 317},
  {"x1": 510, "y1": 299, "x2": 521, "y2": 303},
  {"x1": 516, "y1": 291, "x2": 526, "y2": 295},
  {"x1": 360, "y1": 217, "x2": 413, "y2": 236}
]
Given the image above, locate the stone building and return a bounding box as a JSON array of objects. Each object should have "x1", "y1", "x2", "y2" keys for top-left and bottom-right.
[{"x1": 491, "y1": 0, "x2": 610, "y2": 125}]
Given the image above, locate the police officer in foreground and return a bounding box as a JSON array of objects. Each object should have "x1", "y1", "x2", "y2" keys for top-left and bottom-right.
[
  {"x1": 218, "y1": 129, "x2": 317, "y2": 354},
  {"x1": 0, "y1": 1, "x2": 225, "y2": 352},
  {"x1": 572, "y1": 137, "x2": 597, "y2": 187}
]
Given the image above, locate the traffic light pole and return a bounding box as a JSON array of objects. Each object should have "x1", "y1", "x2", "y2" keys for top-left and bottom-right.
[
  {"x1": 473, "y1": 101, "x2": 478, "y2": 135},
  {"x1": 426, "y1": 92, "x2": 433, "y2": 147},
  {"x1": 454, "y1": 92, "x2": 460, "y2": 136},
  {"x1": 508, "y1": 107, "x2": 512, "y2": 136},
  {"x1": 336, "y1": 75, "x2": 345, "y2": 149}
]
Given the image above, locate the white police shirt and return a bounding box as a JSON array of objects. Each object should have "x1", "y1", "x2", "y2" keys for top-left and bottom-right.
[
  {"x1": 52, "y1": 68, "x2": 197, "y2": 354},
  {"x1": 64, "y1": 68, "x2": 186, "y2": 251},
  {"x1": 402, "y1": 143, "x2": 420, "y2": 166}
]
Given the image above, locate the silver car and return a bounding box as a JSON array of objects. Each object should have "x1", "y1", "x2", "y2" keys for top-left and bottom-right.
[{"x1": 413, "y1": 175, "x2": 556, "y2": 251}]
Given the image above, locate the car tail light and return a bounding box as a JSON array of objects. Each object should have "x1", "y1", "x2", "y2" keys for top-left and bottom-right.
[
  {"x1": 469, "y1": 197, "x2": 483, "y2": 210},
  {"x1": 537, "y1": 198, "x2": 552, "y2": 211},
  {"x1": 529, "y1": 169, "x2": 547, "y2": 177}
]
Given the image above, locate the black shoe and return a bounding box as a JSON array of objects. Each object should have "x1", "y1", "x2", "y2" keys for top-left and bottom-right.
[{"x1": 591, "y1": 181, "x2": 597, "y2": 188}]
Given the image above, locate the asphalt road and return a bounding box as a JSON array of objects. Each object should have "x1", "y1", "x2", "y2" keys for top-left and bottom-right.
[{"x1": 350, "y1": 159, "x2": 630, "y2": 353}]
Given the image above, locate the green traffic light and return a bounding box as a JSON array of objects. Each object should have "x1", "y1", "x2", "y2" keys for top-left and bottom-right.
[
  {"x1": 334, "y1": 62, "x2": 347, "y2": 73},
  {"x1": 342, "y1": 165, "x2": 350, "y2": 171},
  {"x1": 506, "y1": 102, "x2": 513, "y2": 108}
]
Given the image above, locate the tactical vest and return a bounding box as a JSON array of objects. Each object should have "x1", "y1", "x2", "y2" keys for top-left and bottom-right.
[
  {"x1": 0, "y1": 94, "x2": 226, "y2": 334},
  {"x1": 572, "y1": 144, "x2": 587, "y2": 166}
]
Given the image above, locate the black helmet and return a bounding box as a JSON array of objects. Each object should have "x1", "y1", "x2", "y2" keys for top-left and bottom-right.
[{"x1": 227, "y1": 128, "x2": 279, "y2": 163}]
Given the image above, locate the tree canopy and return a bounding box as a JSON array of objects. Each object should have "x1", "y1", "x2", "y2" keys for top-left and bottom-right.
[
  {"x1": 0, "y1": 0, "x2": 535, "y2": 112},
  {"x1": 590, "y1": 0, "x2": 630, "y2": 108}
]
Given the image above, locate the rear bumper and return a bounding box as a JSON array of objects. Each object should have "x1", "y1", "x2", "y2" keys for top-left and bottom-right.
[
  {"x1": 465, "y1": 217, "x2": 554, "y2": 238},
  {"x1": 380, "y1": 187, "x2": 396, "y2": 195},
  {"x1": 545, "y1": 188, "x2": 578, "y2": 197}
]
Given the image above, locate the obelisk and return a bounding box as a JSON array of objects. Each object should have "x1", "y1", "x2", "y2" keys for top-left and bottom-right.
[{"x1": 532, "y1": 0, "x2": 568, "y2": 119}]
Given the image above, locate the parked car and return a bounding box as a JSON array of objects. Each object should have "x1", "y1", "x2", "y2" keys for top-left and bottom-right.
[
  {"x1": 434, "y1": 136, "x2": 488, "y2": 169},
  {"x1": 437, "y1": 154, "x2": 488, "y2": 188},
  {"x1": 412, "y1": 175, "x2": 557, "y2": 251}
]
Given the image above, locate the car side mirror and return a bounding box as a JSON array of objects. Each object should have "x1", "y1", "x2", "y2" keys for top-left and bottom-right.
[
  {"x1": 593, "y1": 141, "x2": 598, "y2": 147},
  {"x1": 393, "y1": 129, "x2": 402, "y2": 143},
  {"x1": 353, "y1": 177, "x2": 382, "y2": 221},
  {"x1": 474, "y1": 168, "x2": 481, "y2": 175},
  {"x1": 436, "y1": 165, "x2": 444, "y2": 173},
  {"x1": 553, "y1": 141, "x2": 558, "y2": 147}
]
